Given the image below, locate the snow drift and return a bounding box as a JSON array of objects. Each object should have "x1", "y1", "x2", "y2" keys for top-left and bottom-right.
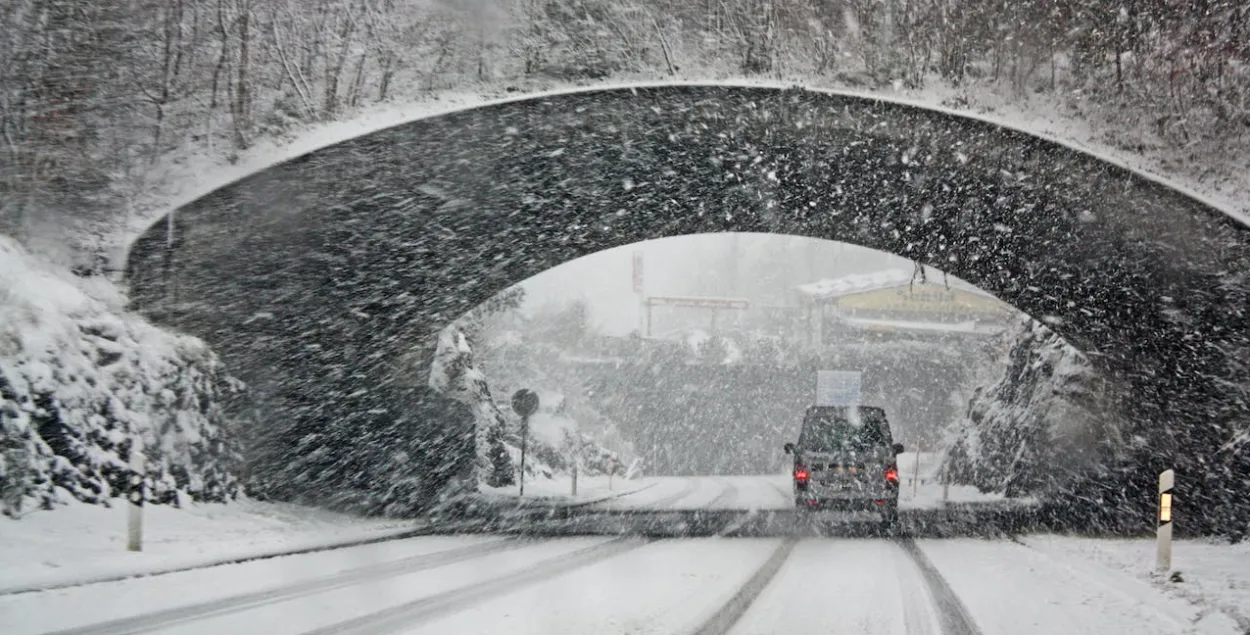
[{"x1": 0, "y1": 237, "x2": 243, "y2": 517}]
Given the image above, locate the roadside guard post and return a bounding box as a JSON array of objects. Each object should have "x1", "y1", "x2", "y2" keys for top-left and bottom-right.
[
  {"x1": 511, "y1": 389, "x2": 539, "y2": 497},
  {"x1": 127, "y1": 450, "x2": 145, "y2": 552},
  {"x1": 1157, "y1": 469, "x2": 1175, "y2": 572}
]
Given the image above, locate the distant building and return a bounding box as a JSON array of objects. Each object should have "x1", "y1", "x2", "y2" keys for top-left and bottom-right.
[{"x1": 792, "y1": 269, "x2": 1016, "y2": 349}]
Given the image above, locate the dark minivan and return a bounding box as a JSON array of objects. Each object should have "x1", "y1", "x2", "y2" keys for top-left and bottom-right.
[{"x1": 784, "y1": 405, "x2": 904, "y2": 525}]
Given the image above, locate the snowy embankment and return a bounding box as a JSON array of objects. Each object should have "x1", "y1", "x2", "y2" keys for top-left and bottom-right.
[
  {"x1": 1018, "y1": 535, "x2": 1250, "y2": 633},
  {"x1": 943, "y1": 317, "x2": 1116, "y2": 500},
  {"x1": 0, "y1": 498, "x2": 424, "y2": 594},
  {"x1": 0, "y1": 236, "x2": 243, "y2": 517}
]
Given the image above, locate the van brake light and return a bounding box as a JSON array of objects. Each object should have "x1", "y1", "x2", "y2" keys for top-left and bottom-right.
[{"x1": 885, "y1": 467, "x2": 899, "y2": 483}]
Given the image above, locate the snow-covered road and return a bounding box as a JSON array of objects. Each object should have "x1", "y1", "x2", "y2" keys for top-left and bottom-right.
[
  {"x1": 6, "y1": 531, "x2": 1241, "y2": 635},
  {"x1": 563, "y1": 455, "x2": 1007, "y2": 512},
  {"x1": 4, "y1": 473, "x2": 1237, "y2": 635}
]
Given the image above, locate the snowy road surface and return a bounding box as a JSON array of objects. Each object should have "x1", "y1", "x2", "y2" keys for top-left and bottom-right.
[
  {"x1": 553, "y1": 455, "x2": 1007, "y2": 512},
  {"x1": 5, "y1": 531, "x2": 1242, "y2": 635}
]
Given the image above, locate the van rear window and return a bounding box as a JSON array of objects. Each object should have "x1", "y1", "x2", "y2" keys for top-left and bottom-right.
[{"x1": 800, "y1": 407, "x2": 890, "y2": 452}]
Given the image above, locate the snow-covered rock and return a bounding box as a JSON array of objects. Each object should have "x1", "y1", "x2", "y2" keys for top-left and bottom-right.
[
  {"x1": 0, "y1": 237, "x2": 242, "y2": 517},
  {"x1": 942, "y1": 316, "x2": 1123, "y2": 498},
  {"x1": 429, "y1": 327, "x2": 514, "y2": 489}
]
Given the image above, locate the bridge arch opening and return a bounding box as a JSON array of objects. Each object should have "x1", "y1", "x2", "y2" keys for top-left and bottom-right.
[
  {"x1": 125, "y1": 84, "x2": 1250, "y2": 528},
  {"x1": 465, "y1": 233, "x2": 1031, "y2": 482}
]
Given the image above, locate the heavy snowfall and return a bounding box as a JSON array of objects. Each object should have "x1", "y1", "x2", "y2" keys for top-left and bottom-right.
[{"x1": 2, "y1": 1, "x2": 1250, "y2": 634}]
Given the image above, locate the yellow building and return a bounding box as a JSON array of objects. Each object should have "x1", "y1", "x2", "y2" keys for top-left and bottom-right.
[{"x1": 794, "y1": 269, "x2": 1016, "y2": 346}]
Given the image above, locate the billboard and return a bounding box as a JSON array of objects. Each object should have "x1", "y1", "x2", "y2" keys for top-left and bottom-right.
[
  {"x1": 835, "y1": 286, "x2": 1010, "y2": 320},
  {"x1": 647, "y1": 296, "x2": 750, "y2": 310}
]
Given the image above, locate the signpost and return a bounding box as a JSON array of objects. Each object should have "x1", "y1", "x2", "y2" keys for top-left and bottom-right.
[
  {"x1": 1157, "y1": 469, "x2": 1175, "y2": 572},
  {"x1": 127, "y1": 448, "x2": 145, "y2": 552},
  {"x1": 816, "y1": 370, "x2": 863, "y2": 406},
  {"x1": 511, "y1": 389, "x2": 539, "y2": 497}
]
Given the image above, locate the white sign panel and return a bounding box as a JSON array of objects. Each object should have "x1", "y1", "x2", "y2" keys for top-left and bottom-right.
[
  {"x1": 816, "y1": 370, "x2": 862, "y2": 406},
  {"x1": 647, "y1": 296, "x2": 750, "y2": 310}
]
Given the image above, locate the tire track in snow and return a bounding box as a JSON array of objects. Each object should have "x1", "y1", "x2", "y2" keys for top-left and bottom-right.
[
  {"x1": 45, "y1": 538, "x2": 527, "y2": 635},
  {"x1": 891, "y1": 540, "x2": 943, "y2": 635},
  {"x1": 706, "y1": 479, "x2": 739, "y2": 510},
  {"x1": 767, "y1": 480, "x2": 792, "y2": 505},
  {"x1": 298, "y1": 536, "x2": 650, "y2": 635},
  {"x1": 897, "y1": 538, "x2": 985, "y2": 635},
  {"x1": 688, "y1": 538, "x2": 798, "y2": 635},
  {"x1": 651, "y1": 478, "x2": 706, "y2": 509},
  {"x1": 592, "y1": 477, "x2": 701, "y2": 511}
]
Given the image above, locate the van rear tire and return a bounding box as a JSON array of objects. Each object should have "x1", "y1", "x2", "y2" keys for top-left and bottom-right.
[{"x1": 880, "y1": 500, "x2": 899, "y2": 528}]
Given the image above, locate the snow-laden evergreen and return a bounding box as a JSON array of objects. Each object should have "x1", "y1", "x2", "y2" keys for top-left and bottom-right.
[{"x1": 0, "y1": 237, "x2": 242, "y2": 517}]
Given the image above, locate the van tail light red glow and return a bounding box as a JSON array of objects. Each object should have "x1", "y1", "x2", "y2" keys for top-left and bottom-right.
[
  {"x1": 794, "y1": 467, "x2": 810, "y2": 482},
  {"x1": 885, "y1": 467, "x2": 899, "y2": 483}
]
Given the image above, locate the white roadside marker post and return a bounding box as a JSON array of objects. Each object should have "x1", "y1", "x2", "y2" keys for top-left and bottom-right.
[
  {"x1": 127, "y1": 451, "x2": 145, "y2": 552},
  {"x1": 1156, "y1": 469, "x2": 1175, "y2": 573},
  {"x1": 912, "y1": 446, "x2": 921, "y2": 497}
]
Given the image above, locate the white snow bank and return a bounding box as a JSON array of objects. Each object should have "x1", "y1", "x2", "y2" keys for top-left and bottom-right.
[
  {"x1": 1021, "y1": 535, "x2": 1250, "y2": 632},
  {"x1": 0, "y1": 236, "x2": 243, "y2": 515},
  {"x1": 526, "y1": 412, "x2": 577, "y2": 448},
  {"x1": 0, "y1": 498, "x2": 423, "y2": 594}
]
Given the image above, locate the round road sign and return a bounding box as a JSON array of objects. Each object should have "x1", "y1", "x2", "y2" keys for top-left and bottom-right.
[{"x1": 511, "y1": 389, "x2": 539, "y2": 417}]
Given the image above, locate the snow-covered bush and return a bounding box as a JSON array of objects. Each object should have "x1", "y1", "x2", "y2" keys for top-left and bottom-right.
[
  {"x1": 942, "y1": 317, "x2": 1123, "y2": 498},
  {"x1": 0, "y1": 237, "x2": 243, "y2": 517}
]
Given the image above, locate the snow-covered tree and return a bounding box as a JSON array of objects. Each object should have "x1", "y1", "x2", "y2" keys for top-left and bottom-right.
[{"x1": 0, "y1": 237, "x2": 243, "y2": 517}]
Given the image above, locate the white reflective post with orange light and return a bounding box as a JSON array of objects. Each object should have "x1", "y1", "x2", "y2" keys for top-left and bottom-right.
[{"x1": 1156, "y1": 469, "x2": 1175, "y2": 573}]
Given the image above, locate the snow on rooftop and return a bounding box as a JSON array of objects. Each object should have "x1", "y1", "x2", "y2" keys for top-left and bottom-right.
[{"x1": 796, "y1": 269, "x2": 995, "y2": 301}]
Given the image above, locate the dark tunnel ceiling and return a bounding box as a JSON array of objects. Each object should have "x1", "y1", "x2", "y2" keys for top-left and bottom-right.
[{"x1": 127, "y1": 83, "x2": 1250, "y2": 449}]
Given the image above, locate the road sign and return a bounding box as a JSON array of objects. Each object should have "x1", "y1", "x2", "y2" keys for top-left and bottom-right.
[
  {"x1": 511, "y1": 389, "x2": 539, "y2": 417},
  {"x1": 647, "y1": 296, "x2": 750, "y2": 310},
  {"x1": 816, "y1": 370, "x2": 862, "y2": 406},
  {"x1": 632, "y1": 252, "x2": 644, "y2": 294},
  {"x1": 511, "y1": 389, "x2": 539, "y2": 497}
]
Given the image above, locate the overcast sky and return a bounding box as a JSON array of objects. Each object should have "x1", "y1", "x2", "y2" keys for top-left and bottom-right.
[{"x1": 519, "y1": 233, "x2": 922, "y2": 336}]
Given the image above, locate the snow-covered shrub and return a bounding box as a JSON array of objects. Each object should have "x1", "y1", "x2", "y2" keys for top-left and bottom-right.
[
  {"x1": 0, "y1": 236, "x2": 243, "y2": 517},
  {"x1": 942, "y1": 317, "x2": 1123, "y2": 498}
]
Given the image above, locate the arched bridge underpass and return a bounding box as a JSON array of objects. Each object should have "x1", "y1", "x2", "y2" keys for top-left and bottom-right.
[{"x1": 126, "y1": 84, "x2": 1250, "y2": 528}]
